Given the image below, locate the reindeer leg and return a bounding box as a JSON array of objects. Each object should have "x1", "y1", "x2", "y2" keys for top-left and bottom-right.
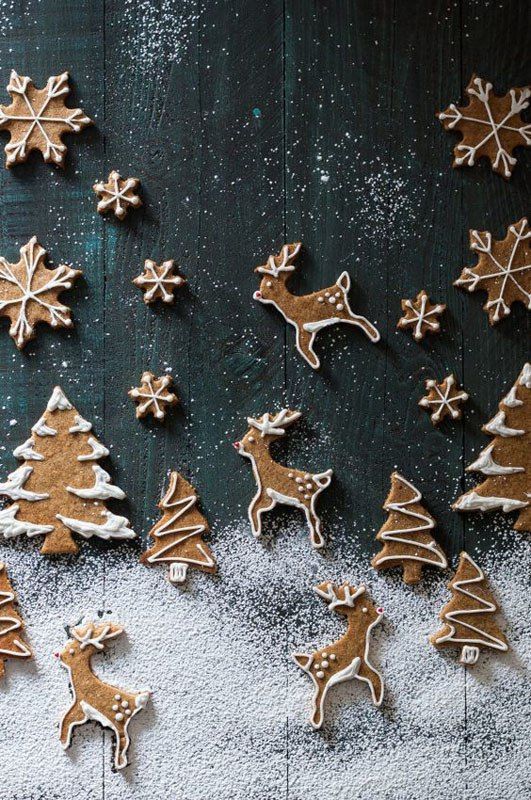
[
  {"x1": 336, "y1": 271, "x2": 380, "y2": 343},
  {"x1": 357, "y1": 660, "x2": 384, "y2": 706},
  {"x1": 295, "y1": 326, "x2": 321, "y2": 370},
  {"x1": 60, "y1": 702, "x2": 86, "y2": 748},
  {"x1": 114, "y1": 727, "x2": 131, "y2": 770},
  {"x1": 249, "y1": 490, "x2": 273, "y2": 537},
  {"x1": 304, "y1": 506, "x2": 325, "y2": 549}
]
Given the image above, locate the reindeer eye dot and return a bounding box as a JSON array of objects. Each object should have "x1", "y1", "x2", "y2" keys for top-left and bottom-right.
[
  {"x1": 248, "y1": 436, "x2": 255, "y2": 442},
  {"x1": 69, "y1": 648, "x2": 75, "y2": 654},
  {"x1": 362, "y1": 607, "x2": 368, "y2": 613},
  {"x1": 266, "y1": 281, "x2": 272, "y2": 287}
]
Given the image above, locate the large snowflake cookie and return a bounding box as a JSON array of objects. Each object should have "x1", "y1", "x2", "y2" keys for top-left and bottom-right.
[
  {"x1": 233, "y1": 409, "x2": 332, "y2": 549},
  {"x1": 453, "y1": 363, "x2": 530, "y2": 532},
  {"x1": 133, "y1": 259, "x2": 186, "y2": 305},
  {"x1": 293, "y1": 582, "x2": 384, "y2": 729},
  {"x1": 397, "y1": 290, "x2": 446, "y2": 341},
  {"x1": 0, "y1": 385, "x2": 136, "y2": 555},
  {"x1": 128, "y1": 371, "x2": 178, "y2": 421},
  {"x1": 419, "y1": 374, "x2": 468, "y2": 425},
  {"x1": 58, "y1": 618, "x2": 151, "y2": 770},
  {"x1": 438, "y1": 75, "x2": 531, "y2": 178},
  {"x1": 0, "y1": 70, "x2": 91, "y2": 167},
  {"x1": 0, "y1": 237, "x2": 81, "y2": 349},
  {"x1": 141, "y1": 471, "x2": 217, "y2": 585},
  {"x1": 253, "y1": 243, "x2": 380, "y2": 369},
  {"x1": 0, "y1": 561, "x2": 32, "y2": 679},
  {"x1": 93, "y1": 170, "x2": 142, "y2": 220},
  {"x1": 430, "y1": 552, "x2": 508, "y2": 665},
  {"x1": 455, "y1": 218, "x2": 530, "y2": 325}
]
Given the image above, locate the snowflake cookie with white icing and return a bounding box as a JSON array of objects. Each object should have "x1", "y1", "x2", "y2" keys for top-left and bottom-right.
[
  {"x1": 397, "y1": 290, "x2": 446, "y2": 341},
  {"x1": 419, "y1": 374, "x2": 468, "y2": 425},
  {"x1": 438, "y1": 75, "x2": 531, "y2": 178},
  {"x1": 293, "y1": 582, "x2": 384, "y2": 729},
  {"x1": 133, "y1": 259, "x2": 186, "y2": 305},
  {"x1": 93, "y1": 170, "x2": 142, "y2": 220},
  {"x1": 58, "y1": 618, "x2": 151, "y2": 770},
  {"x1": 0, "y1": 385, "x2": 136, "y2": 555},
  {"x1": 129, "y1": 372, "x2": 178, "y2": 421},
  {"x1": 0, "y1": 237, "x2": 81, "y2": 349},
  {"x1": 0, "y1": 70, "x2": 92, "y2": 167}
]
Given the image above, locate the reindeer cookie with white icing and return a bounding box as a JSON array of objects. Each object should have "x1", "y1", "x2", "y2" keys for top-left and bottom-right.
[
  {"x1": 253, "y1": 243, "x2": 380, "y2": 369},
  {"x1": 233, "y1": 409, "x2": 332, "y2": 549},
  {"x1": 293, "y1": 582, "x2": 384, "y2": 729},
  {"x1": 57, "y1": 619, "x2": 151, "y2": 770}
]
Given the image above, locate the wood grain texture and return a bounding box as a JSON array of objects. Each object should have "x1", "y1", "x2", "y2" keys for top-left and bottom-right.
[{"x1": 0, "y1": 0, "x2": 528, "y2": 797}]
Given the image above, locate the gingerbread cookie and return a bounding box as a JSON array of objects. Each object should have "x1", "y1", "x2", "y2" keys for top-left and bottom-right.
[
  {"x1": 93, "y1": 170, "x2": 142, "y2": 220},
  {"x1": 455, "y1": 218, "x2": 530, "y2": 325},
  {"x1": 141, "y1": 471, "x2": 216, "y2": 584},
  {"x1": 133, "y1": 259, "x2": 186, "y2": 305},
  {"x1": 293, "y1": 582, "x2": 384, "y2": 729},
  {"x1": 253, "y1": 243, "x2": 380, "y2": 369},
  {"x1": 397, "y1": 290, "x2": 446, "y2": 341},
  {"x1": 438, "y1": 75, "x2": 531, "y2": 178},
  {"x1": 233, "y1": 409, "x2": 332, "y2": 549},
  {"x1": 371, "y1": 472, "x2": 447, "y2": 584},
  {"x1": 57, "y1": 619, "x2": 151, "y2": 770},
  {"x1": 0, "y1": 70, "x2": 92, "y2": 167},
  {"x1": 0, "y1": 236, "x2": 82, "y2": 349},
  {"x1": 0, "y1": 385, "x2": 135, "y2": 555},
  {"x1": 128, "y1": 372, "x2": 178, "y2": 420},
  {"x1": 453, "y1": 363, "x2": 530, "y2": 532},
  {"x1": 419, "y1": 374, "x2": 468, "y2": 424},
  {"x1": 0, "y1": 561, "x2": 31, "y2": 678},
  {"x1": 430, "y1": 552, "x2": 508, "y2": 665}
]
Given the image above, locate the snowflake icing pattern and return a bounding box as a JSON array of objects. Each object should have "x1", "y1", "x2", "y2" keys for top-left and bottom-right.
[
  {"x1": 455, "y1": 218, "x2": 530, "y2": 324},
  {"x1": 419, "y1": 375, "x2": 469, "y2": 425},
  {"x1": 0, "y1": 71, "x2": 92, "y2": 167},
  {"x1": 0, "y1": 237, "x2": 82, "y2": 349},
  {"x1": 439, "y1": 75, "x2": 531, "y2": 178},
  {"x1": 133, "y1": 259, "x2": 186, "y2": 304},
  {"x1": 397, "y1": 290, "x2": 446, "y2": 341},
  {"x1": 128, "y1": 372, "x2": 178, "y2": 421}
]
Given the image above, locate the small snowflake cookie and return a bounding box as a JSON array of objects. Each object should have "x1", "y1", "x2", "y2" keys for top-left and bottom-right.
[
  {"x1": 0, "y1": 237, "x2": 81, "y2": 349},
  {"x1": 0, "y1": 70, "x2": 92, "y2": 167},
  {"x1": 233, "y1": 409, "x2": 332, "y2": 549},
  {"x1": 133, "y1": 259, "x2": 186, "y2": 305},
  {"x1": 293, "y1": 582, "x2": 384, "y2": 729},
  {"x1": 419, "y1": 374, "x2": 468, "y2": 425},
  {"x1": 0, "y1": 561, "x2": 32, "y2": 679},
  {"x1": 58, "y1": 618, "x2": 151, "y2": 770},
  {"x1": 93, "y1": 170, "x2": 142, "y2": 220},
  {"x1": 397, "y1": 290, "x2": 446, "y2": 341},
  {"x1": 430, "y1": 552, "x2": 508, "y2": 665},
  {"x1": 253, "y1": 243, "x2": 380, "y2": 369},
  {"x1": 455, "y1": 218, "x2": 530, "y2": 325},
  {"x1": 128, "y1": 371, "x2": 178, "y2": 420},
  {"x1": 438, "y1": 74, "x2": 531, "y2": 178}
]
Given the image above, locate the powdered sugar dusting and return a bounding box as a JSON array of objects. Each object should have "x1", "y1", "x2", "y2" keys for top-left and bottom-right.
[{"x1": 1, "y1": 520, "x2": 529, "y2": 799}]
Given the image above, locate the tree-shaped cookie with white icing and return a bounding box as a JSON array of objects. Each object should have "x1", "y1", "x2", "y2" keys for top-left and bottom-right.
[
  {"x1": 0, "y1": 561, "x2": 31, "y2": 678},
  {"x1": 0, "y1": 386, "x2": 135, "y2": 555},
  {"x1": 453, "y1": 363, "x2": 530, "y2": 532},
  {"x1": 371, "y1": 472, "x2": 447, "y2": 584}
]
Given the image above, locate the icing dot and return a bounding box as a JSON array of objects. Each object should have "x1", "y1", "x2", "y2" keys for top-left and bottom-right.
[
  {"x1": 328, "y1": 296, "x2": 336, "y2": 304},
  {"x1": 314, "y1": 663, "x2": 320, "y2": 670},
  {"x1": 316, "y1": 671, "x2": 325, "y2": 679},
  {"x1": 125, "y1": 709, "x2": 131, "y2": 716},
  {"x1": 115, "y1": 713, "x2": 124, "y2": 721},
  {"x1": 306, "y1": 483, "x2": 312, "y2": 489},
  {"x1": 330, "y1": 653, "x2": 336, "y2": 661},
  {"x1": 112, "y1": 704, "x2": 119, "y2": 711},
  {"x1": 336, "y1": 303, "x2": 344, "y2": 311},
  {"x1": 304, "y1": 494, "x2": 310, "y2": 499},
  {"x1": 335, "y1": 291, "x2": 341, "y2": 298},
  {"x1": 288, "y1": 472, "x2": 294, "y2": 478},
  {"x1": 248, "y1": 436, "x2": 255, "y2": 443},
  {"x1": 69, "y1": 648, "x2": 75, "y2": 654},
  {"x1": 321, "y1": 660, "x2": 329, "y2": 668},
  {"x1": 121, "y1": 701, "x2": 129, "y2": 708},
  {"x1": 114, "y1": 694, "x2": 121, "y2": 701},
  {"x1": 295, "y1": 477, "x2": 303, "y2": 483},
  {"x1": 362, "y1": 607, "x2": 368, "y2": 613},
  {"x1": 298, "y1": 486, "x2": 304, "y2": 492},
  {"x1": 321, "y1": 652, "x2": 328, "y2": 658},
  {"x1": 317, "y1": 297, "x2": 324, "y2": 303},
  {"x1": 266, "y1": 281, "x2": 272, "y2": 287},
  {"x1": 325, "y1": 292, "x2": 330, "y2": 297},
  {"x1": 304, "y1": 474, "x2": 310, "y2": 480}
]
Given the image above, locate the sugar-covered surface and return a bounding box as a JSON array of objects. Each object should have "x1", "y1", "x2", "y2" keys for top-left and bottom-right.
[{"x1": 0, "y1": 0, "x2": 529, "y2": 798}]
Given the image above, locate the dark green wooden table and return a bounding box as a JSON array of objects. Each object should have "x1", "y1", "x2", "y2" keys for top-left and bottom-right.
[{"x1": 0, "y1": 2, "x2": 528, "y2": 798}]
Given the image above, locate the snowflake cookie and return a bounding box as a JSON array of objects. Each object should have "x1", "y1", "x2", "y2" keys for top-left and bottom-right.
[
  {"x1": 293, "y1": 582, "x2": 384, "y2": 729},
  {"x1": 0, "y1": 237, "x2": 81, "y2": 349},
  {"x1": 397, "y1": 290, "x2": 446, "y2": 341},
  {"x1": 128, "y1": 371, "x2": 178, "y2": 420},
  {"x1": 58, "y1": 618, "x2": 151, "y2": 770},
  {"x1": 133, "y1": 259, "x2": 186, "y2": 304},
  {"x1": 455, "y1": 218, "x2": 530, "y2": 325},
  {"x1": 0, "y1": 561, "x2": 32, "y2": 679},
  {"x1": 438, "y1": 75, "x2": 531, "y2": 178},
  {"x1": 419, "y1": 374, "x2": 468, "y2": 425},
  {"x1": 93, "y1": 170, "x2": 142, "y2": 220},
  {"x1": 0, "y1": 70, "x2": 92, "y2": 167}
]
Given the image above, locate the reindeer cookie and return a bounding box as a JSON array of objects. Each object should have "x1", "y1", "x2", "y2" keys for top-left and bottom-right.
[
  {"x1": 293, "y1": 582, "x2": 384, "y2": 729},
  {"x1": 57, "y1": 619, "x2": 151, "y2": 770},
  {"x1": 253, "y1": 243, "x2": 380, "y2": 369},
  {"x1": 233, "y1": 409, "x2": 332, "y2": 549}
]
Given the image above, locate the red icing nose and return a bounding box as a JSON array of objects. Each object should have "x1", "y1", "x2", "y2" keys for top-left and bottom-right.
[
  {"x1": 254, "y1": 290, "x2": 262, "y2": 299},
  {"x1": 377, "y1": 607, "x2": 384, "y2": 614},
  {"x1": 54, "y1": 652, "x2": 60, "y2": 658},
  {"x1": 233, "y1": 441, "x2": 240, "y2": 449}
]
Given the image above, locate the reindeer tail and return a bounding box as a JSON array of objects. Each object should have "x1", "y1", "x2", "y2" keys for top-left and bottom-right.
[
  {"x1": 136, "y1": 691, "x2": 151, "y2": 710},
  {"x1": 313, "y1": 470, "x2": 333, "y2": 490}
]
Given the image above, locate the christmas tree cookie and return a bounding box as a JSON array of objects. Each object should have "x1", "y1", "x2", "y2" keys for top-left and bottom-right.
[
  {"x1": 453, "y1": 363, "x2": 530, "y2": 531},
  {"x1": 0, "y1": 386, "x2": 135, "y2": 555},
  {"x1": 141, "y1": 471, "x2": 216, "y2": 585},
  {"x1": 430, "y1": 552, "x2": 508, "y2": 665},
  {"x1": 371, "y1": 472, "x2": 447, "y2": 584},
  {"x1": 0, "y1": 561, "x2": 31, "y2": 678}
]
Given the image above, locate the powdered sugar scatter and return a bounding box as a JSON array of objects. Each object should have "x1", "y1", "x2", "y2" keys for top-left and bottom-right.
[{"x1": 1, "y1": 521, "x2": 529, "y2": 799}]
